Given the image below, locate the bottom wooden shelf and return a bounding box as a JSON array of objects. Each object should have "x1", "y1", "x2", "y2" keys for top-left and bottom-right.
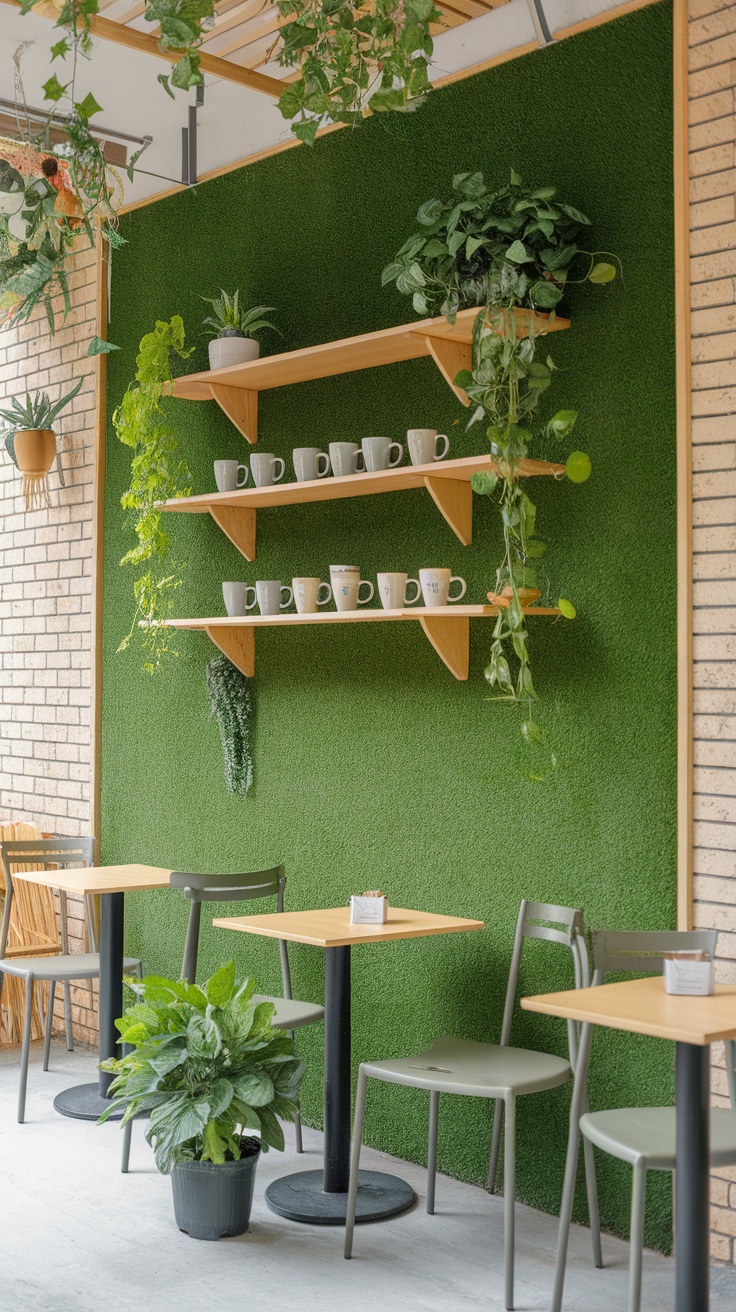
[{"x1": 165, "y1": 605, "x2": 561, "y2": 681}]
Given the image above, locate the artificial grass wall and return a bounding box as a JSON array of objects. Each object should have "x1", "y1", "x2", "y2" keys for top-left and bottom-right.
[{"x1": 102, "y1": 2, "x2": 676, "y2": 1248}]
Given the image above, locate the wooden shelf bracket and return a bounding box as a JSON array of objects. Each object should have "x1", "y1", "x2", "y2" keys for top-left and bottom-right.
[
  {"x1": 205, "y1": 624, "x2": 255, "y2": 677},
  {"x1": 421, "y1": 335, "x2": 472, "y2": 407},
  {"x1": 423, "y1": 476, "x2": 473, "y2": 546},
  {"x1": 210, "y1": 383, "x2": 258, "y2": 443},
  {"x1": 418, "y1": 613, "x2": 470, "y2": 680},
  {"x1": 209, "y1": 505, "x2": 256, "y2": 561}
]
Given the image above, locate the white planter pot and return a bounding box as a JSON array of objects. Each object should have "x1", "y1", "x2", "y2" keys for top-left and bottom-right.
[{"x1": 208, "y1": 337, "x2": 260, "y2": 371}]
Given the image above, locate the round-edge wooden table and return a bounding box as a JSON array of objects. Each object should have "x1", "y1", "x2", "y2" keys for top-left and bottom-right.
[
  {"x1": 214, "y1": 904, "x2": 484, "y2": 1224},
  {"x1": 522, "y1": 975, "x2": 736, "y2": 1312},
  {"x1": 15, "y1": 864, "x2": 172, "y2": 1120}
]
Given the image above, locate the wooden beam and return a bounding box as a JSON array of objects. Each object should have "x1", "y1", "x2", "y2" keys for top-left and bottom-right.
[{"x1": 90, "y1": 232, "x2": 109, "y2": 867}]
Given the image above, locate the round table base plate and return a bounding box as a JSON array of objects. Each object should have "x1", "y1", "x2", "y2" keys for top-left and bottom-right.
[
  {"x1": 53, "y1": 1083, "x2": 123, "y2": 1122},
  {"x1": 265, "y1": 1169, "x2": 415, "y2": 1225}
]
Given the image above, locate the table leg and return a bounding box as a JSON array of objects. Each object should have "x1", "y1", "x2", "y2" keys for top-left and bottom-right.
[
  {"x1": 674, "y1": 1041, "x2": 710, "y2": 1312},
  {"x1": 54, "y1": 892, "x2": 125, "y2": 1122},
  {"x1": 265, "y1": 943, "x2": 415, "y2": 1225}
]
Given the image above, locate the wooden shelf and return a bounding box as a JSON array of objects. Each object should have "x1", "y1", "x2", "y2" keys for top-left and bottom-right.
[
  {"x1": 170, "y1": 306, "x2": 570, "y2": 443},
  {"x1": 160, "y1": 454, "x2": 566, "y2": 561},
  {"x1": 165, "y1": 605, "x2": 562, "y2": 682}
]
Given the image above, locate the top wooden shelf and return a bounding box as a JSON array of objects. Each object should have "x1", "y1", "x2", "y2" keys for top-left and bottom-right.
[{"x1": 170, "y1": 306, "x2": 570, "y2": 443}]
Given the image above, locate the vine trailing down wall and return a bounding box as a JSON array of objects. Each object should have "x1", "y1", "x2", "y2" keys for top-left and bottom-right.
[{"x1": 102, "y1": 5, "x2": 676, "y2": 1248}]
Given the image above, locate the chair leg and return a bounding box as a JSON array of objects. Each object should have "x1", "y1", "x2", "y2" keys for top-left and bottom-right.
[
  {"x1": 43, "y1": 980, "x2": 56, "y2": 1072},
  {"x1": 294, "y1": 1110, "x2": 303, "y2": 1154},
  {"x1": 504, "y1": 1093, "x2": 516, "y2": 1312},
  {"x1": 18, "y1": 976, "x2": 34, "y2": 1124},
  {"x1": 581, "y1": 1111, "x2": 603, "y2": 1268},
  {"x1": 121, "y1": 1119, "x2": 133, "y2": 1174},
  {"x1": 628, "y1": 1160, "x2": 647, "y2": 1312},
  {"x1": 62, "y1": 980, "x2": 73, "y2": 1052},
  {"x1": 551, "y1": 1022, "x2": 594, "y2": 1312},
  {"x1": 344, "y1": 1067, "x2": 368, "y2": 1259},
  {"x1": 486, "y1": 1096, "x2": 504, "y2": 1192},
  {"x1": 427, "y1": 1090, "x2": 439, "y2": 1215}
]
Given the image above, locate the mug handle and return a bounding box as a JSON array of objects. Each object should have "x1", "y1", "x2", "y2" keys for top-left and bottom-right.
[
  {"x1": 353, "y1": 448, "x2": 366, "y2": 473},
  {"x1": 244, "y1": 586, "x2": 258, "y2": 611},
  {"x1": 280, "y1": 586, "x2": 294, "y2": 609},
  {"x1": 316, "y1": 582, "x2": 332, "y2": 606},
  {"x1": 357, "y1": 580, "x2": 375, "y2": 605},
  {"x1": 316, "y1": 452, "x2": 331, "y2": 478},
  {"x1": 388, "y1": 442, "x2": 403, "y2": 467},
  {"x1": 404, "y1": 578, "x2": 421, "y2": 605},
  {"x1": 448, "y1": 576, "x2": 467, "y2": 602},
  {"x1": 237, "y1": 464, "x2": 249, "y2": 487},
  {"x1": 434, "y1": 434, "x2": 450, "y2": 461},
  {"x1": 272, "y1": 457, "x2": 286, "y2": 483}
]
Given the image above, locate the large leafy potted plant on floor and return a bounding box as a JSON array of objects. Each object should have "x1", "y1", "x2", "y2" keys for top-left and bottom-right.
[
  {"x1": 203, "y1": 290, "x2": 279, "y2": 370},
  {"x1": 100, "y1": 962, "x2": 304, "y2": 1241},
  {"x1": 0, "y1": 378, "x2": 82, "y2": 511}
]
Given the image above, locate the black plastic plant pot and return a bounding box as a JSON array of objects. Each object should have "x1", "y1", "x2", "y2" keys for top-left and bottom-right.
[{"x1": 171, "y1": 1140, "x2": 262, "y2": 1240}]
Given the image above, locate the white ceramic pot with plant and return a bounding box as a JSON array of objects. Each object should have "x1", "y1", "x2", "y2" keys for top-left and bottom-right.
[
  {"x1": 0, "y1": 378, "x2": 82, "y2": 511},
  {"x1": 203, "y1": 289, "x2": 279, "y2": 371}
]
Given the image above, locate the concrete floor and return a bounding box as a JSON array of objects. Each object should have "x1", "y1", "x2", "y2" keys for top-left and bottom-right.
[{"x1": 2, "y1": 1045, "x2": 735, "y2": 1312}]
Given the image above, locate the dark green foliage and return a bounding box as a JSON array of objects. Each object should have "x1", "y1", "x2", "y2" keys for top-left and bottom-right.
[{"x1": 206, "y1": 656, "x2": 255, "y2": 796}]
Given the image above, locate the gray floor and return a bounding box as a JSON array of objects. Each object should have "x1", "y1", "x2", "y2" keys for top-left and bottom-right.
[{"x1": 2, "y1": 1045, "x2": 735, "y2": 1312}]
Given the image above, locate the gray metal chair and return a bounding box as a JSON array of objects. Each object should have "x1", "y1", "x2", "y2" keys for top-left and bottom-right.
[
  {"x1": 344, "y1": 899, "x2": 602, "y2": 1312},
  {"x1": 0, "y1": 838, "x2": 142, "y2": 1123},
  {"x1": 551, "y1": 929, "x2": 731, "y2": 1312},
  {"x1": 121, "y1": 865, "x2": 324, "y2": 1171}
]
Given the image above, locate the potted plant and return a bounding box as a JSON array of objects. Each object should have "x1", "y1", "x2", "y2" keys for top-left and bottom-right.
[
  {"x1": 202, "y1": 289, "x2": 279, "y2": 370},
  {"x1": 0, "y1": 378, "x2": 82, "y2": 510},
  {"x1": 100, "y1": 961, "x2": 304, "y2": 1241}
]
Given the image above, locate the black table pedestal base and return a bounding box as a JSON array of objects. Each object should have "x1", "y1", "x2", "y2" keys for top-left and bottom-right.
[
  {"x1": 265, "y1": 1168, "x2": 415, "y2": 1225},
  {"x1": 53, "y1": 1082, "x2": 123, "y2": 1121}
]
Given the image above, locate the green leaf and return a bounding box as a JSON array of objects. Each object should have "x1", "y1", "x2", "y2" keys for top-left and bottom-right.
[
  {"x1": 87, "y1": 337, "x2": 121, "y2": 356},
  {"x1": 50, "y1": 38, "x2": 70, "y2": 61},
  {"x1": 465, "y1": 235, "x2": 486, "y2": 259},
  {"x1": 565, "y1": 451, "x2": 592, "y2": 483},
  {"x1": 170, "y1": 51, "x2": 203, "y2": 91},
  {"x1": 233, "y1": 1068, "x2": 275, "y2": 1109},
  {"x1": 75, "y1": 92, "x2": 103, "y2": 122},
  {"x1": 157, "y1": 73, "x2": 176, "y2": 100},
  {"x1": 546, "y1": 410, "x2": 578, "y2": 440},
  {"x1": 529, "y1": 279, "x2": 562, "y2": 308},
  {"x1": 471, "y1": 471, "x2": 498, "y2": 497},
  {"x1": 505, "y1": 239, "x2": 529, "y2": 264},
  {"x1": 558, "y1": 598, "x2": 577, "y2": 619},
  {"x1": 416, "y1": 197, "x2": 443, "y2": 225},
  {"x1": 42, "y1": 74, "x2": 68, "y2": 103},
  {"x1": 292, "y1": 117, "x2": 319, "y2": 147},
  {"x1": 589, "y1": 261, "x2": 616, "y2": 284},
  {"x1": 205, "y1": 960, "x2": 236, "y2": 1008},
  {"x1": 510, "y1": 168, "x2": 522, "y2": 186}
]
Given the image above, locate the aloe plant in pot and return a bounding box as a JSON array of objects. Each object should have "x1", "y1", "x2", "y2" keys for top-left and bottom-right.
[
  {"x1": 203, "y1": 289, "x2": 279, "y2": 370},
  {"x1": 0, "y1": 378, "x2": 82, "y2": 511},
  {"x1": 100, "y1": 962, "x2": 304, "y2": 1240}
]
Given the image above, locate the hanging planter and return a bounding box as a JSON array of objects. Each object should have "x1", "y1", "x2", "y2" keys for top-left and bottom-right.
[{"x1": 0, "y1": 379, "x2": 82, "y2": 511}]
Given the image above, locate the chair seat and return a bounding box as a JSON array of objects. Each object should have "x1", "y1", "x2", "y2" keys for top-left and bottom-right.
[
  {"x1": 580, "y1": 1106, "x2": 736, "y2": 1171},
  {"x1": 253, "y1": 993, "x2": 324, "y2": 1031},
  {"x1": 361, "y1": 1034, "x2": 571, "y2": 1097},
  {"x1": 0, "y1": 954, "x2": 141, "y2": 983}
]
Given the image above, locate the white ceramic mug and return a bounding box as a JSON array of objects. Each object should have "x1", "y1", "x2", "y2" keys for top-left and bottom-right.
[
  {"x1": 328, "y1": 442, "x2": 365, "y2": 477},
  {"x1": 292, "y1": 577, "x2": 333, "y2": 614},
  {"x1": 222, "y1": 581, "x2": 255, "y2": 616},
  {"x1": 407, "y1": 429, "x2": 450, "y2": 466},
  {"x1": 256, "y1": 580, "x2": 293, "y2": 615},
  {"x1": 293, "y1": 447, "x2": 330, "y2": 482},
  {"x1": 329, "y1": 565, "x2": 375, "y2": 612},
  {"x1": 215, "y1": 460, "x2": 249, "y2": 492},
  {"x1": 419, "y1": 568, "x2": 467, "y2": 607},
  {"x1": 250, "y1": 452, "x2": 286, "y2": 487},
  {"x1": 377, "y1": 572, "x2": 421, "y2": 610},
  {"x1": 361, "y1": 436, "x2": 403, "y2": 472}
]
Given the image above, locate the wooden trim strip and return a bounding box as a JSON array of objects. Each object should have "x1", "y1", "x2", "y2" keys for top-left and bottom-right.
[{"x1": 90, "y1": 233, "x2": 109, "y2": 867}]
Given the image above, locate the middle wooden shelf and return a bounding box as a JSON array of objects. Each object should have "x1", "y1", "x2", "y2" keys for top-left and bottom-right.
[{"x1": 160, "y1": 453, "x2": 566, "y2": 561}]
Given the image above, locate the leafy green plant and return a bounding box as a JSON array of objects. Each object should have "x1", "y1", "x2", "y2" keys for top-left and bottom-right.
[
  {"x1": 0, "y1": 378, "x2": 82, "y2": 435},
  {"x1": 206, "y1": 655, "x2": 254, "y2": 797},
  {"x1": 202, "y1": 289, "x2": 279, "y2": 340},
  {"x1": 144, "y1": 0, "x2": 217, "y2": 93},
  {"x1": 113, "y1": 315, "x2": 194, "y2": 674},
  {"x1": 100, "y1": 962, "x2": 304, "y2": 1172},
  {"x1": 275, "y1": 0, "x2": 442, "y2": 146}
]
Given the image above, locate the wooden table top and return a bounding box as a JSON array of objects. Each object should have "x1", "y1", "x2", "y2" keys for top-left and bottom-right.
[
  {"x1": 521, "y1": 975, "x2": 736, "y2": 1046},
  {"x1": 212, "y1": 905, "x2": 485, "y2": 948},
  {"x1": 13, "y1": 864, "x2": 173, "y2": 897}
]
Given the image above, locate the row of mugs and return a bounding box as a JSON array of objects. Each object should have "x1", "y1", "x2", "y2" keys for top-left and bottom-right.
[
  {"x1": 214, "y1": 428, "x2": 451, "y2": 492},
  {"x1": 223, "y1": 567, "x2": 468, "y2": 616}
]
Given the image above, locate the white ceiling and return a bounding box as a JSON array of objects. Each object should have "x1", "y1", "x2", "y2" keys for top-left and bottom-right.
[{"x1": 0, "y1": 0, "x2": 631, "y2": 209}]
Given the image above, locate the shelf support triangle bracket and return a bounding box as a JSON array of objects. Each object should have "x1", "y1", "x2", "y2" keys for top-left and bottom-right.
[
  {"x1": 418, "y1": 614, "x2": 469, "y2": 680},
  {"x1": 423, "y1": 476, "x2": 472, "y2": 546},
  {"x1": 209, "y1": 383, "x2": 258, "y2": 444},
  {"x1": 209, "y1": 506, "x2": 256, "y2": 561},
  {"x1": 204, "y1": 625, "x2": 255, "y2": 677},
  {"x1": 421, "y1": 335, "x2": 471, "y2": 407}
]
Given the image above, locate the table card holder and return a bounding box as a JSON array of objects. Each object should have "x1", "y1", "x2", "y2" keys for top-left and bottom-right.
[
  {"x1": 663, "y1": 950, "x2": 715, "y2": 996},
  {"x1": 350, "y1": 891, "x2": 388, "y2": 924}
]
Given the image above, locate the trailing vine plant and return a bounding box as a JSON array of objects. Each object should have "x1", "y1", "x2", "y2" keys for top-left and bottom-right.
[
  {"x1": 274, "y1": 0, "x2": 442, "y2": 146},
  {"x1": 114, "y1": 316, "x2": 194, "y2": 674},
  {"x1": 206, "y1": 655, "x2": 255, "y2": 797},
  {"x1": 384, "y1": 170, "x2": 618, "y2": 742}
]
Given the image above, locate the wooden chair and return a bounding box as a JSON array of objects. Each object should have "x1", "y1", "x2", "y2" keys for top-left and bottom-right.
[{"x1": 0, "y1": 822, "x2": 60, "y2": 1045}]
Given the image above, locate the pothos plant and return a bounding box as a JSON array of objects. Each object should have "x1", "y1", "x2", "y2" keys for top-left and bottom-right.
[
  {"x1": 274, "y1": 0, "x2": 442, "y2": 146},
  {"x1": 114, "y1": 315, "x2": 194, "y2": 674},
  {"x1": 384, "y1": 170, "x2": 618, "y2": 742}
]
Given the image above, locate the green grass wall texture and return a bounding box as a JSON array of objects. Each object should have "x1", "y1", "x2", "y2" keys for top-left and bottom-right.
[{"x1": 103, "y1": 3, "x2": 676, "y2": 1248}]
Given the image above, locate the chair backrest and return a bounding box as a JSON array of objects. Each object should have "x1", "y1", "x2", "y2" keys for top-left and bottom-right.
[
  {"x1": 169, "y1": 866, "x2": 290, "y2": 995},
  {"x1": 500, "y1": 899, "x2": 588, "y2": 1068},
  {"x1": 0, "y1": 837, "x2": 95, "y2": 960}
]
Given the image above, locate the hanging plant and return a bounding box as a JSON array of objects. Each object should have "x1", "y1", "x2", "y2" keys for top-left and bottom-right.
[
  {"x1": 114, "y1": 315, "x2": 194, "y2": 674},
  {"x1": 206, "y1": 656, "x2": 255, "y2": 797},
  {"x1": 384, "y1": 170, "x2": 618, "y2": 740},
  {"x1": 275, "y1": 0, "x2": 442, "y2": 146},
  {"x1": 0, "y1": 377, "x2": 82, "y2": 510}
]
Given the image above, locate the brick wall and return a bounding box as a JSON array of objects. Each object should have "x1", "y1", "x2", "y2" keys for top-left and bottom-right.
[
  {"x1": 0, "y1": 240, "x2": 99, "y2": 1046},
  {"x1": 688, "y1": 0, "x2": 736, "y2": 1264}
]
